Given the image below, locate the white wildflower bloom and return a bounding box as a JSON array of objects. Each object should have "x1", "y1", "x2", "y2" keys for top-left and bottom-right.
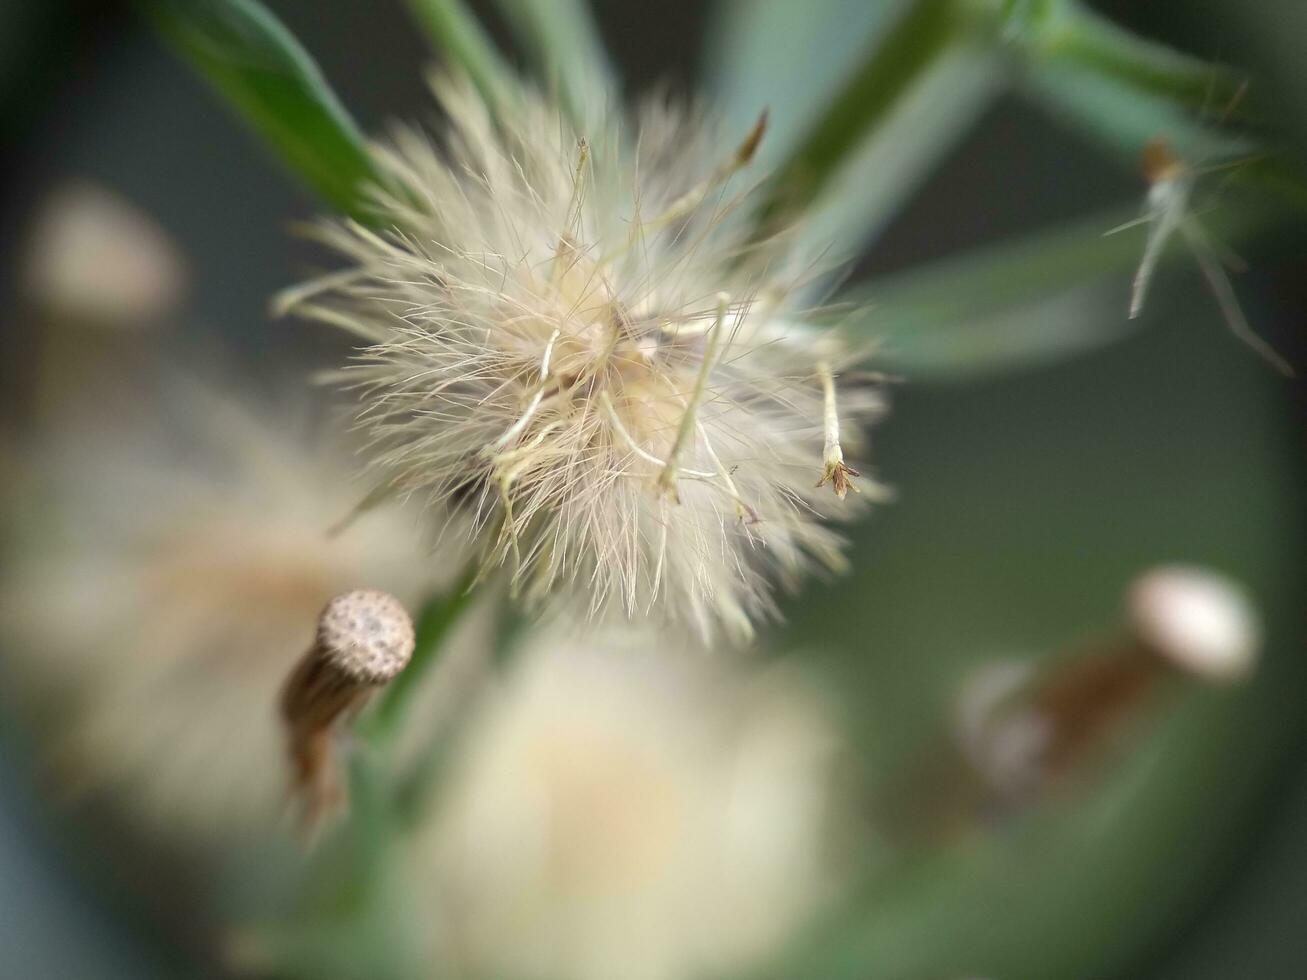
[
  {"x1": 22, "y1": 180, "x2": 186, "y2": 327},
  {"x1": 0, "y1": 383, "x2": 441, "y2": 847},
  {"x1": 422, "y1": 629, "x2": 847, "y2": 980},
  {"x1": 287, "y1": 78, "x2": 886, "y2": 641}
]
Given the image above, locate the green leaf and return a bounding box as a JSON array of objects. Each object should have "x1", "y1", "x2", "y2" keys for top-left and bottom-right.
[
  {"x1": 775, "y1": 0, "x2": 970, "y2": 209},
  {"x1": 795, "y1": 42, "x2": 1004, "y2": 271},
  {"x1": 828, "y1": 200, "x2": 1271, "y2": 380},
  {"x1": 703, "y1": 0, "x2": 897, "y2": 174},
  {"x1": 1022, "y1": 61, "x2": 1254, "y2": 164},
  {"x1": 830, "y1": 209, "x2": 1139, "y2": 379},
  {"x1": 989, "y1": 2, "x2": 1307, "y2": 212},
  {"x1": 1008, "y1": 1, "x2": 1274, "y2": 172},
  {"x1": 766, "y1": 0, "x2": 1007, "y2": 270},
  {"x1": 403, "y1": 0, "x2": 518, "y2": 112},
  {"x1": 491, "y1": 0, "x2": 615, "y2": 125},
  {"x1": 140, "y1": 0, "x2": 377, "y2": 218},
  {"x1": 1015, "y1": 0, "x2": 1253, "y2": 122}
]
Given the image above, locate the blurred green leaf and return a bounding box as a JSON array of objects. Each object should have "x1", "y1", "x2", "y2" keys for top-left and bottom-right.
[
  {"x1": 703, "y1": 0, "x2": 896, "y2": 174},
  {"x1": 732, "y1": 0, "x2": 1303, "y2": 276},
  {"x1": 491, "y1": 0, "x2": 614, "y2": 125},
  {"x1": 1023, "y1": 61, "x2": 1250, "y2": 163},
  {"x1": 141, "y1": 0, "x2": 378, "y2": 219},
  {"x1": 832, "y1": 208, "x2": 1143, "y2": 378},
  {"x1": 237, "y1": 761, "x2": 425, "y2": 980},
  {"x1": 1010, "y1": 0, "x2": 1252, "y2": 121},
  {"x1": 1023, "y1": 62, "x2": 1307, "y2": 210},
  {"x1": 767, "y1": 0, "x2": 1007, "y2": 269},
  {"x1": 1009, "y1": 1, "x2": 1307, "y2": 208},
  {"x1": 829, "y1": 199, "x2": 1273, "y2": 379},
  {"x1": 404, "y1": 0, "x2": 518, "y2": 112},
  {"x1": 774, "y1": 1, "x2": 981, "y2": 212},
  {"x1": 865, "y1": 280, "x2": 1130, "y2": 380}
]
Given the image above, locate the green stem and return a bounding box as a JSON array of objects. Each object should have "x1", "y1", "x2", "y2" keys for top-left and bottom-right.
[
  {"x1": 366, "y1": 565, "x2": 480, "y2": 743},
  {"x1": 1027, "y1": 1, "x2": 1251, "y2": 120},
  {"x1": 393, "y1": 595, "x2": 525, "y2": 827},
  {"x1": 770, "y1": 0, "x2": 971, "y2": 219},
  {"x1": 1009, "y1": 0, "x2": 1277, "y2": 172}
]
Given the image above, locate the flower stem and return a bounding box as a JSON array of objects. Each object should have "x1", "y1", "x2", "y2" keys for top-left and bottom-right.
[{"x1": 365, "y1": 565, "x2": 479, "y2": 744}]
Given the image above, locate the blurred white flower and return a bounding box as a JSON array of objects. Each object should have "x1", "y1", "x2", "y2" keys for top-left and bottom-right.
[
  {"x1": 286, "y1": 77, "x2": 886, "y2": 643},
  {"x1": 0, "y1": 381, "x2": 439, "y2": 848},
  {"x1": 422, "y1": 630, "x2": 847, "y2": 980},
  {"x1": 22, "y1": 180, "x2": 186, "y2": 327}
]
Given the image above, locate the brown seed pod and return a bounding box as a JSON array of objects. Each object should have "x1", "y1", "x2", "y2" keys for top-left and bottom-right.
[{"x1": 280, "y1": 589, "x2": 415, "y2": 833}]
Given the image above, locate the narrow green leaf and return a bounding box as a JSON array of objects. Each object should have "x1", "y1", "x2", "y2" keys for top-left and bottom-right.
[
  {"x1": 1018, "y1": 0, "x2": 1253, "y2": 121},
  {"x1": 793, "y1": 38, "x2": 1004, "y2": 270},
  {"x1": 831, "y1": 208, "x2": 1141, "y2": 378},
  {"x1": 1009, "y1": 1, "x2": 1282, "y2": 182},
  {"x1": 829, "y1": 200, "x2": 1270, "y2": 379},
  {"x1": 871, "y1": 280, "x2": 1131, "y2": 379},
  {"x1": 749, "y1": 0, "x2": 1300, "y2": 278},
  {"x1": 1010, "y1": 0, "x2": 1307, "y2": 211},
  {"x1": 491, "y1": 0, "x2": 615, "y2": 125},
  {"x1": 403, "y1": 0, "x2": 518, "y2": 112},
  {"x1": 766, "y1": 0, "x2": 1007, "y2": 270},
  {"x1": 775, "y1": 0, "x2": 966, "y2": 210},
  {"x1": 703, "y1": 0, "x2": 896, "y2": 173},
  {"x1": 140, "y1": 0, "x2": 377, "y2": 218},
  {"x1": 1022, "y1": 61, "x2": 1254, "y2": 163}
]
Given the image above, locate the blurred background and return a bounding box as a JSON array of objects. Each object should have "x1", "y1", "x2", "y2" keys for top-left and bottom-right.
[{"x1": 0, "y1": 1, "x2": 1303, "y2": 978}]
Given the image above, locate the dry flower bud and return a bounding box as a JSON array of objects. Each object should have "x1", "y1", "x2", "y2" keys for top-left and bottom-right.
[
  {"x1": 896, "y1": 565, "x2": 1267, "y2": 839},
  {"x1": 281, "y1": 589, "x2": 415, "y2": 832}
]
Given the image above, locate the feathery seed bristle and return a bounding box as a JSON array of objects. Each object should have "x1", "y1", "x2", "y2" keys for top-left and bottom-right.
[{"x1": 284, "y1": 78, "x2": 888, "y2": 641}]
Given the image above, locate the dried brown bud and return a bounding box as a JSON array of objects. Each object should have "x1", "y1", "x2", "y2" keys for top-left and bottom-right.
[
  {"x1": 816, "y1": 459, "x2": 861, "y2": 500},
  {"x1": 959, "y1": 566, "x2": 1261, "y2": 804},
  {"x1": 874, "y1": 564, "x2": 1271, "y2": 845},
  {"x1": 280, "y1": 589, "x2": 415, "y2": 834},
  {"x1": 1140, "y1": 137, "x2": 1183, "y2": 185}
]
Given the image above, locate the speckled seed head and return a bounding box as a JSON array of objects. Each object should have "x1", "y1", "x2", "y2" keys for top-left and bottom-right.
[
  {"x1": 1128, "y1": 565, "x2": 1260, "y2": 683},
  {"x1": 316, "y1": 589, "x2": 415, "y2": 684}
]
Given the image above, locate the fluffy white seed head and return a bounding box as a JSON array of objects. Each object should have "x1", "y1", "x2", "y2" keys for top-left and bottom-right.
[{"x1": 288, "y1": 78, "x2": 886, "y2": 641}]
